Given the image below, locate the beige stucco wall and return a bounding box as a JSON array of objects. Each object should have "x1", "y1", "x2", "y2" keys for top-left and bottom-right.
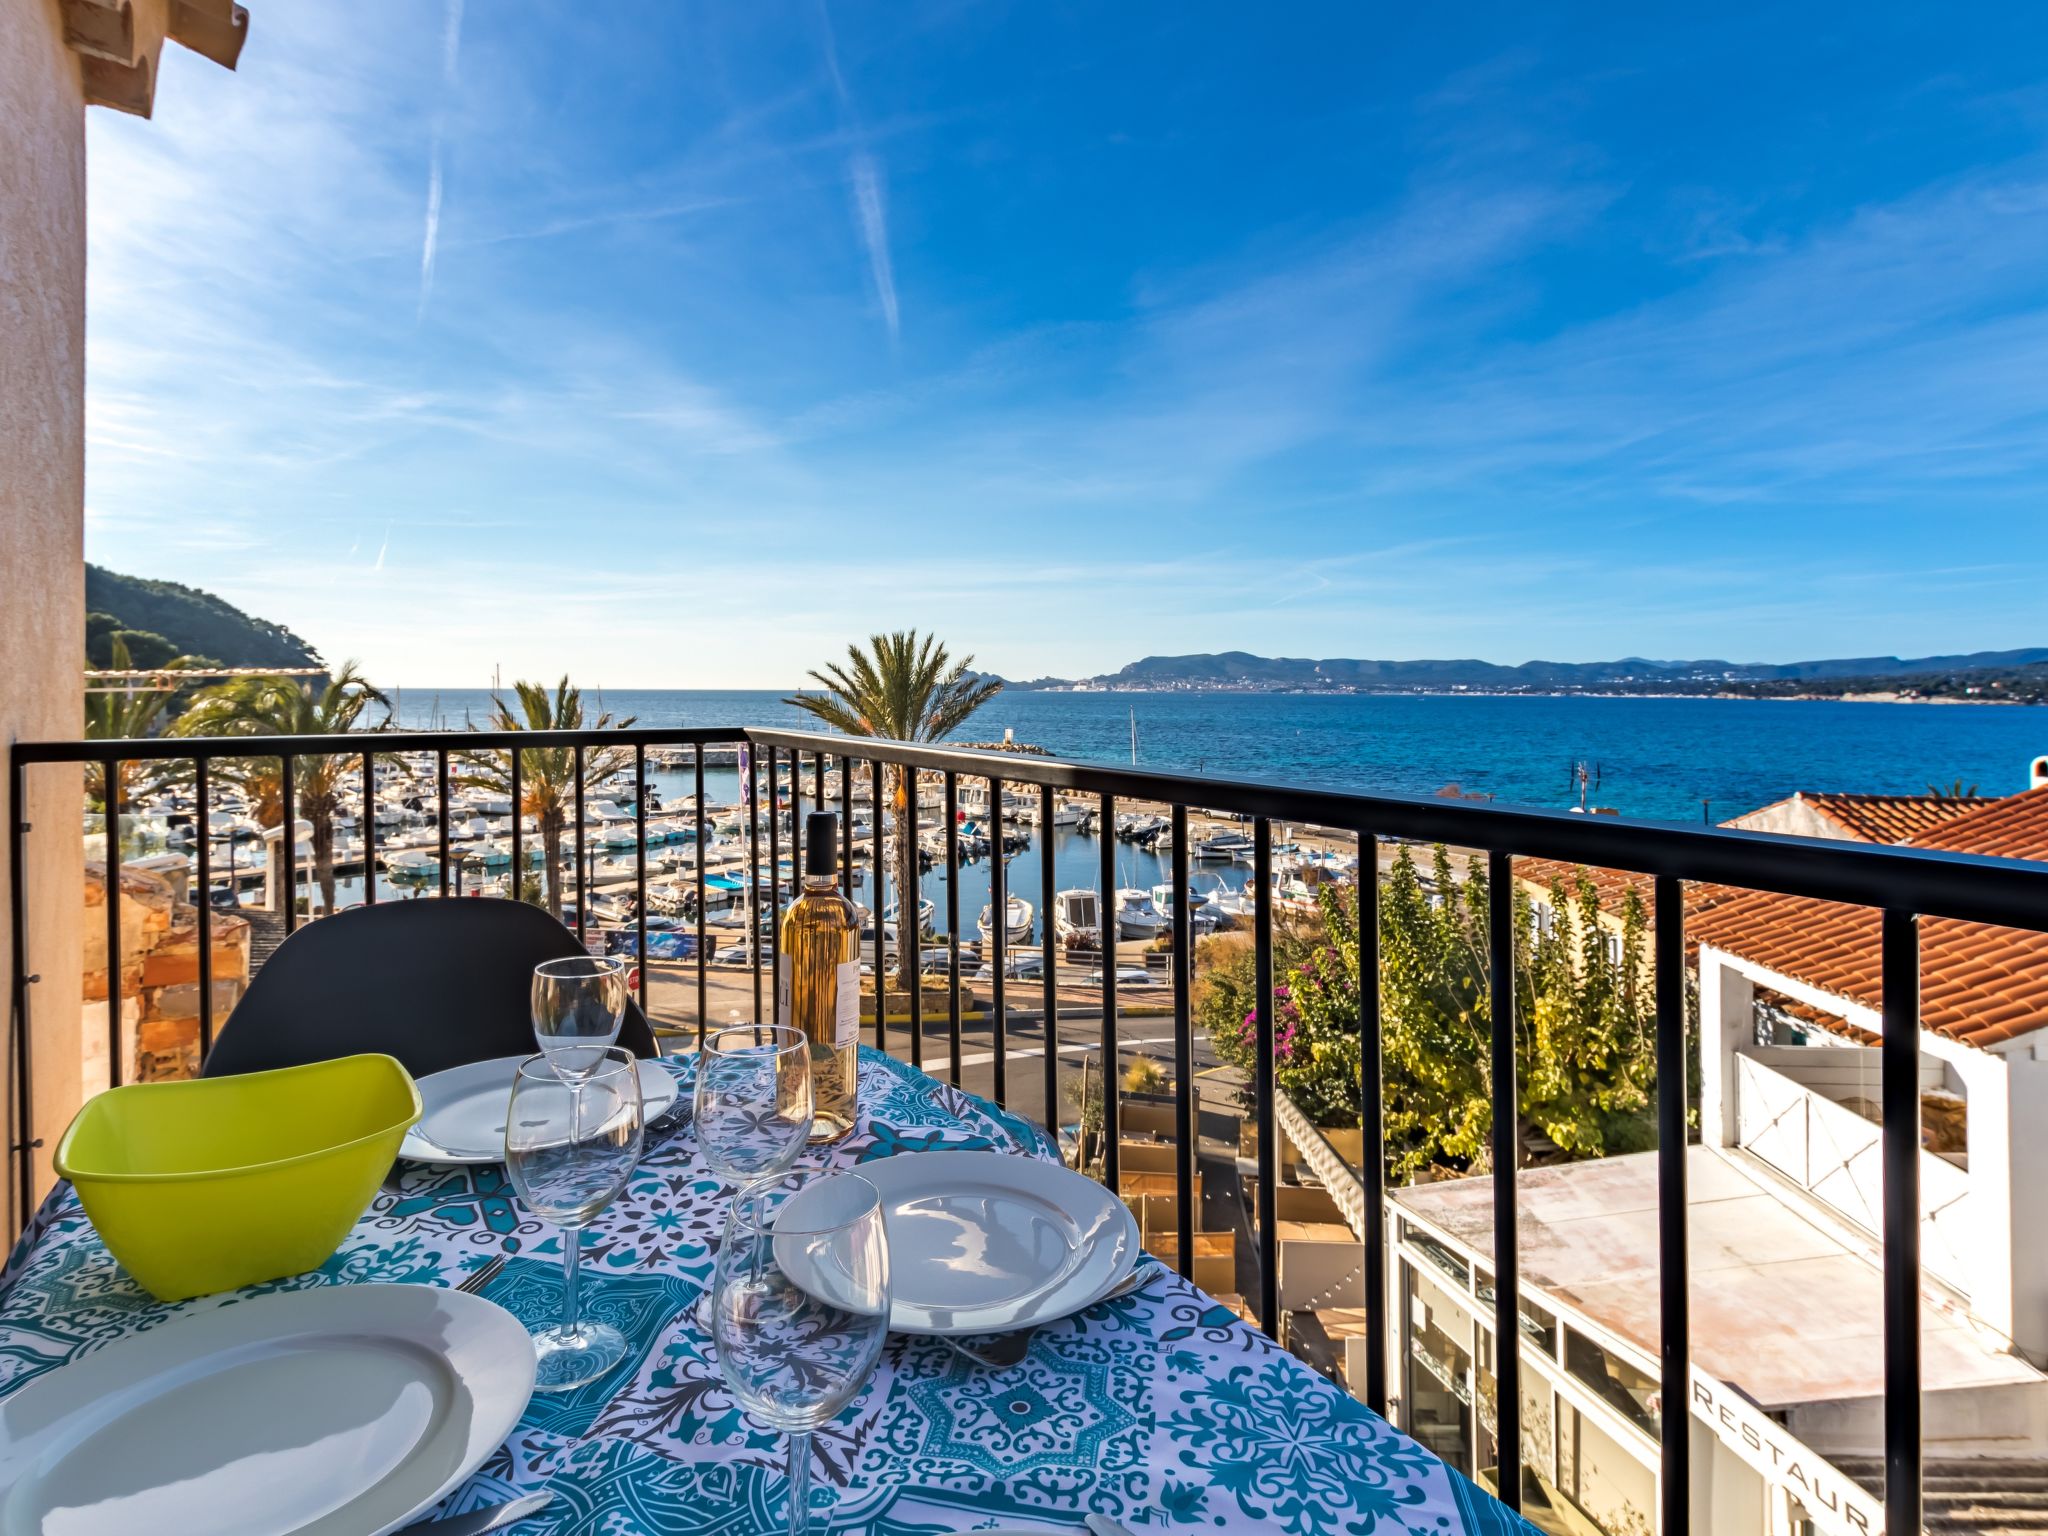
[
  {"x1": 0, "y1": 0, "x2": 87, "y2": 1229},
  {"x1": 1719, "y1": 796, "x2": 1846, "y2": 841}
]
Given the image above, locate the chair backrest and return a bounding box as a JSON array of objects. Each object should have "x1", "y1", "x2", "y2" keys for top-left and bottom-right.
[{"x1": 201, "y1": 897, "x2": 658, "y2": 1079}]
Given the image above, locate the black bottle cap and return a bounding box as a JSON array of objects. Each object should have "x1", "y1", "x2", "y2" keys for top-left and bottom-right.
[{"x1": 806, "y1": 812, "x2": 838, "y2": 876}]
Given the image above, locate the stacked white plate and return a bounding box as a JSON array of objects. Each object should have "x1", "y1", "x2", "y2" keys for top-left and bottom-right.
[
  {"x1": 0, "y1": 1284, "x2": 535, "y2": 1535},
  {"x1": 783, "y1": 1150, "x2": 1141, "y2": 1336},
  {"x1": 401, "y1": 1054, "x2": 679, "y2": 1166}
]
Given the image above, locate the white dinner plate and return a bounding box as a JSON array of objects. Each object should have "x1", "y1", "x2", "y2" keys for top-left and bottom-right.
[
  {"x1": 782, "y1": 1151, "x2": 1139, "y2": 1336},
  {"x1": 401, "y1": 1053, "x2": 678, "y2": 1165},
  {"x1": 0, "y1": 1284, "x2": 535, "y2": 1536}
]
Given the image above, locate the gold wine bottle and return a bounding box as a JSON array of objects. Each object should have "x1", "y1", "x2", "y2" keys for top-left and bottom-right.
[{"x1": 777, "y1": 812, "x2": 862, "y2": 1143}]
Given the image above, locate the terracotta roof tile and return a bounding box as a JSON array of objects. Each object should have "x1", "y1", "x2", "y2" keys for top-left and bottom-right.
[
  {"x1": 1803, "y1": 794, "x2": 1986, "y2": 844},
  {"x1": 1522, "y1": 788, "x2": 2048, "y2": 1049},
  {"x1": 1693, "y1": 888, "x2": 2048, "y2": 1048},
  {"x1": 1905, "y1": 785, "x2": 2048, "y2": 862}
]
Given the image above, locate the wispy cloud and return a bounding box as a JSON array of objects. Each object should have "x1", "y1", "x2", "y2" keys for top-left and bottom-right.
[
  {"x1": 818, "y1": 3, "x2": 900, "y2": 344},
  {"x1": 417, "y1": 0, "x2": 465, "y2": 320},
  {"x1": 848, "y1": 152, "x2": 899, "y2": 342},
  {"x1": 373, "y1": 520, "x2": 392, "y2": 570}
]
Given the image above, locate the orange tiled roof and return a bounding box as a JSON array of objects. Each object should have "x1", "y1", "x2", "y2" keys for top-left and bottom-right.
[
  {"x1": 1802, "y1": 793, "x2": 1985, "y2": 845},
  {"x1": 1695, "y1": 789, "x2": 2048, "y2": 1047},
  {"x1": 1510, "y1": 859, "x2": 1745, "y2": 932},
  {"x1": 1903, "y1": 785, "x2": 2048, "y2": 862},
  {"x1": 1524, "y1": 788, "x2": 2048, "y2": 1048},
  {"x1": 1692, "y1": 888, "x2": 2048, "y2": 1048}
]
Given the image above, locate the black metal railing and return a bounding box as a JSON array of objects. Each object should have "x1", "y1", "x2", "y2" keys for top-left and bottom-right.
[{"x1": 14, "y1": 721, "x2": 2048, "y2": 1536}]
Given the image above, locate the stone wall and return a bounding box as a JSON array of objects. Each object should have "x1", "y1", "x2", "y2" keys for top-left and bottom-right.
[
  {"x1": 84, "y1": 864, "x2": 250, "y2": 1086},
  {"x1": 2, "y1": 0, "x2": 88, "y2": 1228}
]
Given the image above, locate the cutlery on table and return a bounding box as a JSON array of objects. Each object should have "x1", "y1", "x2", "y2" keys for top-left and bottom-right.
[
  {"x1": 940, "y1": 1266, "x2": 1164, "y2": 1371},
  {"x1": 397, "y1": 1490, "x2": 552, "y2": 1533},
  {"x1": 455, "y1": 1254, "x2": 507, "y2": 1295},
  {"x1": 1085, "y1": 1517, "x2": 1138, "y2": 1536}
]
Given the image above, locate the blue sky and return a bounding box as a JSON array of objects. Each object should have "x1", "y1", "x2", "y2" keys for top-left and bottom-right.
[{"x1": 85, "y1": 3, "x2": 2048, "y2": 687}]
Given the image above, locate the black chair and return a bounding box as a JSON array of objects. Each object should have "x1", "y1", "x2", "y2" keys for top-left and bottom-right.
[{"x1": 201, "y1": 897, "x2": 658, "y2": 1080}]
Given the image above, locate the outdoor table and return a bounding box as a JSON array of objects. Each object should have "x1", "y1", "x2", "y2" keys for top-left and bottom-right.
[{"x1": 0, "y1": 1049, "x2": 1536, "y2": 1535}]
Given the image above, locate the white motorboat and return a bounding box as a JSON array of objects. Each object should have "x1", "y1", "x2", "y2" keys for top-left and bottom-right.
[
  {"x1": 885, "y1": 895, "x2": 937, "y2": 938},
  {"x1": 1193, "y1": 829, "x2": 1254, "y2": 861},
  {"x1": 1052, "y1": 888, "x2": 1101, "y2": 949},
  {"x1": 1152, "y1": 881, "x2": 1223, "y2": 934},
  {"x1": 977, "y1": 895, "x2": 1034, "y2": 945},
  {"x1": 384, "y1": 847, "x2": 438, "y2": 875},
  {"x1": 1025, "y1": 797, "x2": 1087, "y2": 828},
  {"x1": 1114, "y1": 887, "x2": 1170, "y2": 939}
]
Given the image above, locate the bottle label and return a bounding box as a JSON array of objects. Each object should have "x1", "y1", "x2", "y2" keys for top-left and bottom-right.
[
  {"x1": 835, "y1": 961, "x2": 860, "y2": 1049},
  {"x1": 777, "y1": 956, "x2": 860, "y2": 1052}
]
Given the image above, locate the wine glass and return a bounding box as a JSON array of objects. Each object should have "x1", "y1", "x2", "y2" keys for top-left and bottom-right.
[
  {"x1": 505, "y1": 1048, "x2": 644, "y2": 1390},
  {"x1": 711, "y1": 1170, "x2": 890, "y2": 1536},
  {"x1": 695, "y1": 1024, "x2": 814, "y2": 1183},
  {"x1": 532, "y1": 955, "x2": 629, "y2": 1081}
]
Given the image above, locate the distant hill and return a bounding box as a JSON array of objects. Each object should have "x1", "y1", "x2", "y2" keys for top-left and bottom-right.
[
  {"x1": 85, "y1": 565, "x2": 323, "y2": 669},
  {"x1": 1065, "y1": 648, "x2": 2048, "y2": 694}
]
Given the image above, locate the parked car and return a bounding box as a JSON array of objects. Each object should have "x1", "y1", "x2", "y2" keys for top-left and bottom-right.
[{"x1": 1083, "y1": 965, "x2": 1155, "y2": 988}]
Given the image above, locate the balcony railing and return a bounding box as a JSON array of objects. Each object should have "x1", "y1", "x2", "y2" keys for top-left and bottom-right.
[{"x1": 13, "y1": 721, "x2": 2048, "y2": 1534}]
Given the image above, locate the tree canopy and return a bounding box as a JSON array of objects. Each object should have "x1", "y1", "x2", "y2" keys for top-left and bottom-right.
[{"x1": 1198, "y1": 845, "x2": 1662, "y2": 1180}]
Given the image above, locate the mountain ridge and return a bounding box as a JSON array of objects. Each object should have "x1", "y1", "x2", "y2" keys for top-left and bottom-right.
[{"x1": 1023, "y1": 648, "x2": 2048, "y2": 694}]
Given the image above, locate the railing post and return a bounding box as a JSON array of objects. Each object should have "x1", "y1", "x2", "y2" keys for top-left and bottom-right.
[
  {"x1": 504, "y1": 745, "x2": 519, "y2": 909},
  {"x1": 635, "y1": 744, "x2": 649, "y2": 1017},
  {"x1": 693, "y1": 746, "x2": 707, "y2": 1047},
  {"x1": 1171, "y1": 803, "x2": 1194, "y2": 1280},
  {"x1": 871, "y1": 759, "x2": 886, "y2": 1052},
  {"x1": 1655, "y1": 874, "x2": 1689, "y2": 1531},
  {"x1": 990, "y1": 774, "x2": 1007, "y2": 1106},
  {"x1": 1882, "y1": 907, "x2": 1922, "y2": 1536},
  {"x1": 280, "y1": 752, "x2": 298, "y2": 932},
  {"x1": 435, "y1": 748, "x2": 450, "y2": 901},
  {"x1": 1041, "y1": 784, "x2": 1059, "y2": 1132},
  {"x1": 105, "y1": 754, "x2": 124, "y2": 1086},
  {"x1": 767, "y1": 746, "x2": 781, "y2": 1004},
  {"x1": 362, "y1": 748, "x2": 379, "y2": 906},
  {"x1": 746, "y1": 743, "x2": 761, "y2": 1021},
  {"x1": 1357, "y1": 829, "x2": 1386, "y2": 1413},
  {"x1": 9, "y1": 750, "x2": 38, "y2": 1219},
  {"x1": 905, "y1": 766, "x2": 923, "y2": 1072},
  {"x1": 945, "y1": 771, "x2": 961, "y2": 1086},
  {"x1": 195, "y1": 757, "x2": 215, "y2": 1057},
  {"x1": 839, "y1": 757, "x2": 853, "y2": 902},
  {"x1": 1099, "y1": 792, "x2": 1120, "y2": 1196},
  {"x1": 1253, "y1": 816, "x2": 1277, "y2": 1336},
  {"x1": 1488, "y1": 848, "x2": 1521, "y2": 1511},
  {"x1": 573, "y1": 744, "x2": 588, "y2": 946}
]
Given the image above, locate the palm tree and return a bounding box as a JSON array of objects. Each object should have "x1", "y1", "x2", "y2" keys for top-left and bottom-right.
[
  {"x1": 785, "y1": 633, "x2": 1002, "y2": 956},
  {"x1": 84, "y1": 634, "x2": 200, "y2": 817},
  {"x1": 457, "y1": 679, "x2": 635, "y2": 922},
  {"x1": 173, "y1": 664, "x2": 388, "y2": 915}
]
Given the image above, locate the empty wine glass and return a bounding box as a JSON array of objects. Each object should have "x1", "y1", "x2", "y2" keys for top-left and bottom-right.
[
  {"x1": 712, "y1": 1170, "x2": 890, "y2": 1536},
  {"x1": 695, "y1": 1024, "x2": 813, "y2": 1183},
  {"x1": 505, "y1": 1048, "x2": 643, "y2": 1390},
  {"x1": 532, "y1": 955, "x2": 629, "y2": 1081}
]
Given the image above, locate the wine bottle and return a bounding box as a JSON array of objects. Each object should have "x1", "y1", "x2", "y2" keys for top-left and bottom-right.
[{"x1": 776, "y1": 811, "x2": 862, "y2": 1143}]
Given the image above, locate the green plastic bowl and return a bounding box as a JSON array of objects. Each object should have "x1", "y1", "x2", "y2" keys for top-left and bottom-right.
[{"x1": 53, "y1": 1053, "x2": 422, "y2": 1302}]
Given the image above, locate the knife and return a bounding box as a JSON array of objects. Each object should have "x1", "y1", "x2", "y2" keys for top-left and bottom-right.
[{"x1": 398, "y1": 1491, "x2": 553, "y2": 1533}]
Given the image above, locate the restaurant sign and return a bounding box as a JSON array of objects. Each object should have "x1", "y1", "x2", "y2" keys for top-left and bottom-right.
[{"x1": 1690, "y1": 1371, "x2": 1882, "y2": 1536}]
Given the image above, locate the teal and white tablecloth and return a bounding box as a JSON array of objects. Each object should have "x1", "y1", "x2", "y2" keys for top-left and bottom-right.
[{"x1": 0, "y1": 1048, "x2": 1535, "y2": 1535}]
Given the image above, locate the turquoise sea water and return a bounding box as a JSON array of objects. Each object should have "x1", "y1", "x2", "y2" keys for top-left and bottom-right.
[{"x1": 388, "y1": 688, "x2": 2046, "y2": 823}]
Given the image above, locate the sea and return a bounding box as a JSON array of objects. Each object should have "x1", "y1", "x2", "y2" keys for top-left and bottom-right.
[
  {"x1": 386, "y1": 688, "x2": 2047, "y2": 822},
  {"x1": 330, "y1": 689, "x2": 2045, "y2": 926}
]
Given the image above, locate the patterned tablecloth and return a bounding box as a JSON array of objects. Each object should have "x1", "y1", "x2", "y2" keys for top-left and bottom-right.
[{"x1": 0, "y1": 1049, "x2": 1535, "y2": 1536}]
